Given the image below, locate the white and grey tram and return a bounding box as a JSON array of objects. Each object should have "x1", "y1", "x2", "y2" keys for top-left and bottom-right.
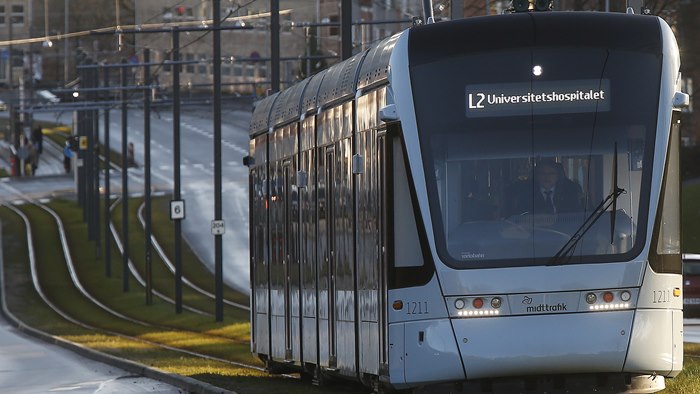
[{"x1": 245, "y1": 6, "x2": 688, "y2": 393}]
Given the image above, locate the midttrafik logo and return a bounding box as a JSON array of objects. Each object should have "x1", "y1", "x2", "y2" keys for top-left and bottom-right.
[{"x1": 522, "y1": 296, "x2": 568, "y2": 313}]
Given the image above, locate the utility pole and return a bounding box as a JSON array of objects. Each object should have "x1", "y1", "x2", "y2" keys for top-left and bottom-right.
[
  {"x1": 341, "y1": 0, "x2": 352, "y2": 59},
  {"x1": 172, "y1": 27, "x2": 183, "y2": 314},
  {"x1": 144, "y1": 48, "x2": 153, "y2": 305},
  {"x1": 64, "y1": 0, "x2": 69, "y2": 84},
  {"x1": 103, "y1": 65, "x2": 111, "y2": 277},
  {"x1": 213, "y1": 0, "x2": 224, "y2": 322},
  {"x1": 271, "y1": 0, "x2": 280, "y2": 92},
  {"x1": 121, "y1": 57, "x2": 129, "y2": 293},
  {"x1": 452, "y1": 0, "x2": 463, "y2": 19}
]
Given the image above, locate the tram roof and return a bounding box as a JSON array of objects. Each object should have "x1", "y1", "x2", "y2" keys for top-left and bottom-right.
[
  {"x1": 270, "y1": 78, "x2": 311, "y2": 127},
  {"x1": 357, "y1": 34, "x2": 399, "y2": 91},
  {"x1": 250, "y1": 11, "x2": 664, "y2": 137},
  {"x1": 408, "y1": 11, "x2": 661, "y2": 68},
  {"x1": 249, "y1": 32, "x2": 400, "y2": 137},
  {"x1": 249, "y1": 91, "x2": 279, "y2": 136}
]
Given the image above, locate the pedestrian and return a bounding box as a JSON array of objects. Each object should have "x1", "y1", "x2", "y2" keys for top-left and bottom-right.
[
  {"x1": 26, "y1": 142, "x2": 37, "y2": 176},
  {"x1": 32, "y1": 127, "x2": 43, "y2": 154},
  {"x1": 128, "y1": 142, "x2": 136, "y2": 167},
  {"x1": 63, "y1": 141, "x2": 73, "y2": 173}
]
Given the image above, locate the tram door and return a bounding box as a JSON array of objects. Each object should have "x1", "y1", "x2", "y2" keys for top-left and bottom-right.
[
  {"x1": 317, "y1": 146, "x2": 339, "y2": 369},
  {"x1": 283, "y1": 164, "x2": 293, "y2": 360},
  {"x1": 326, "y1": 149, "x2": 337, "y2": 368},
  {"x1": 378, "y1": 134, "x2": 389, "y2": 374}
]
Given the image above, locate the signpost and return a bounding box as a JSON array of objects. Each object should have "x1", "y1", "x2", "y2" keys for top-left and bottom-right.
[{"x1": 170, "y1": 200, "x2": 185, "y2": 220}]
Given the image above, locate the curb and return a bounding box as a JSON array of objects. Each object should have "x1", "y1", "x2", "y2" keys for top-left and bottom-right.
[{"x1": 0, "y1": 221, "x2": 235, "y2": 394}]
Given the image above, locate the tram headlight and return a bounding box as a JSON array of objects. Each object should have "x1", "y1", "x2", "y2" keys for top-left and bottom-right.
[
  {"x1": 491, "y1": 297, "x2": 502, "y2": 309},
  {"x1": 454, "y1": 298, "x2": 465, "y2": 310},
  {"x1": 586, "y1": 292, "x2": 597, "y2": 304},
  {"x1": 585, "y1": 289, "x2": 635, "y2": 311},
  {"x1": 620, "y1": 291, "x2": 631, "y2": 302}
]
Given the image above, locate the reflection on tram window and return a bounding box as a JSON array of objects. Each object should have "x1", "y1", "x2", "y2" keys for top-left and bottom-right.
[{"x1": 427, "y1": 125, "x2": 645, "y2": 264}]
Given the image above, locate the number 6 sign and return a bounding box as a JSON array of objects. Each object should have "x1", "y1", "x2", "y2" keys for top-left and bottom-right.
[{"x1": 170, "y1": 200, "x2": 185, "y2": 220}]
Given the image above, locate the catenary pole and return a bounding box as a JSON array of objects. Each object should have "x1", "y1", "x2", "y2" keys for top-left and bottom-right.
[
  {"x1": 271, "y1": 0, "x2": 280, "y2": 92},
  {"x1": 172, "y1": 27, "x2": 183, "y2": 313},
  {"x1": 214, "y1": 0, "x2": 224, "y2": 321},
  {"x1": 341, "y1": 0, "x2": 352, "y2": 59},
  {"x1": 121, "y1": 57, "x2": 129, "y2": 292},
  {"x1": 144, "y1": 48, "x2": 153, "y2": 305},
  {"x1": 103, "y1": 65, "x2": 111, "y2": 277}
]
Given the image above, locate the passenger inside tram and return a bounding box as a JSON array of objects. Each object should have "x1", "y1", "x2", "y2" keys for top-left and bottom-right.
[
  {"x1": 507, "y1": 158, "x2": 585, "y2": 216},
  {"x1": 441, "y1": 152, "x2": 635, "y2": 263}
]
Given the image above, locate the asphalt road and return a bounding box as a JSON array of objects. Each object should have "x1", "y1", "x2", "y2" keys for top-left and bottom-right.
[
  {"x1": 32, "y1": 102, "x2": 253, "y2": 294},
  {"x1": 684, "y1": 319, "x2": 700, "y2": 342},
  {"x1": 114, "y1": 103, "x2": 252, "y2": 293}
]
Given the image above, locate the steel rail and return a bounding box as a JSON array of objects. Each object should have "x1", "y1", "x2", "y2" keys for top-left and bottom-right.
[
  {"x1": 136, "y1": 202, "x2": 250, "y2": 311},
  {"x1": 1, "y1": 201, "x2": 86, "y2": 327},
  {"x1": 0, "y1": 183, "x2": 153, "y2": 326},
  {"x1": 0, "y1": 193, "x2": 271, "y2": 376},
  {"x1": 108, "y1": 197, "x2": 210, "y2": 316}
]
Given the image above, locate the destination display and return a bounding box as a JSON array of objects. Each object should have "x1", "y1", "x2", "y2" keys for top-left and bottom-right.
[{"x1": 465, "y1": 79, "x2": 610, "y2": 118}]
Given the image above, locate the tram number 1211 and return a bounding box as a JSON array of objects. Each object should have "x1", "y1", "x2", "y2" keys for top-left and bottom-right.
[
  {"x1": 653, "y1": 289, "x2": 671, "y2": 304},
  {"x1": 407, "y1": 301, "x2": 429, "y2": 315}
]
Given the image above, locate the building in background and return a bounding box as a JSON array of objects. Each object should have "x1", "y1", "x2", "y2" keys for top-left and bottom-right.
[
  {"x1": 0, "y1": 0, "x2": 694, "y2": 143},
  {"x1": 132, "y1": 0, "x2": 428, "y2": 95},
  {"x1": 0, "y1": 0, "x2": 133, "y2": 89}
]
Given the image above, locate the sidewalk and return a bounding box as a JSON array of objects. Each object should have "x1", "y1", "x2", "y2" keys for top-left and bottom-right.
[{"x1": 0, "y1": 138, "x2": 68, "y2": 178}]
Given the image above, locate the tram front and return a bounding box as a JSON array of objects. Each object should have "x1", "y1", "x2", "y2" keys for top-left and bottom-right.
[{"x1": 385, "y1": 11, "x2": 686, "y2": 391}]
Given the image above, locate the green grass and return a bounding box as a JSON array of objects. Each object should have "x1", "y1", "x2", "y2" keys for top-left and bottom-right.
[
  {"x1": 665, "y1": 345, "x2": 700, "y2": 393},
  {"x1": 0, "y1": 201, "x2": 367, "y2": 393}
]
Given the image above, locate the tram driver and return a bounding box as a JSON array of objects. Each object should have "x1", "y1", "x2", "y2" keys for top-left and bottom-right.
[{"x1": 509, "y1": 158, "x2": 585, "y2": 216}]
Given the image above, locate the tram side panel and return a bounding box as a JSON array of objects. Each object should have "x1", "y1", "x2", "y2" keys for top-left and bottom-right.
[
  {"x1": 334, "y1": 102, "x2": 357, "y2": 375},
  {"x1": 355, "y1": 89, "x2": 385, "y2": 376},
  {"x1": 250, "y1": 134, "x2": 269, "y2": 357},
  {"x1": 317, "y1": 138, "x2": 331, "y2": 369},
  {"x1": 288, "y1": 124, "x2": 302, "y2": 364},
  {"x1": 300, "y1": 116, "x2": 318, "y2": 368},
  {"x1": 268, "y1": 125, "x2": 299, "y2": 362},
  {"x1": 316, "y1": 103, "x2": 357, "y2": 375},
  {"x1": 268, "y1": 128, "x2": 284, "y2": 361}
]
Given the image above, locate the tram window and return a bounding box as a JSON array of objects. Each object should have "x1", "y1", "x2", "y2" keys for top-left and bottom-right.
[
  {"x1": 427, "y1": 125, "x2": 645, "y2": 266},
  {"x1": 394, "y1": 138, "x2": 423, "y2": 268},
  {"x1": 411, "y1": 44, "x2": 659, "y2": 267}
]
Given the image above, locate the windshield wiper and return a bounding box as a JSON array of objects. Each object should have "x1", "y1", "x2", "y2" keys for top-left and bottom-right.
[{"x1": 548, "y1": 143, "x2": 625, "y2": 266}]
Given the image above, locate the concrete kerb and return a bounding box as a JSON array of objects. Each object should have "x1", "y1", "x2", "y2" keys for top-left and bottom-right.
[{"x1": 0, "y1": 221, "x2": 235, "y2": 394}]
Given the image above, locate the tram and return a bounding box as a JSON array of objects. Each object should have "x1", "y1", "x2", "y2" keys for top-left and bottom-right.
[{"x1": 245, "y1": 4, "x2": 688, "y2": 393}]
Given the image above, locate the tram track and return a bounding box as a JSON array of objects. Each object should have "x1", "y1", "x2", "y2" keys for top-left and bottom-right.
[
  {"x1": 0, "y1": 184, "x2": 273, "y2": 381},
  {"x1": 108, "y1": 197, "x2": 211, "y2": 317},
  {"x1": 105, "y1": 197, "x2": 256, "y2": 343},
  {"x1": 135, "y1": 202, "x2": 250, "y2": 311}
]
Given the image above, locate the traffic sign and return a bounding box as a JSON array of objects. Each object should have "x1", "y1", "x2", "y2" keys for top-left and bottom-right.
[
  {"x1": 211, "y1": 220, "x2": 225, "y2": 235},
  {"x1": 170, "y1": 200, "x2": 185, "y2": 220},
  {"x1": 79, "y1": 136, "x2": 88, "y2": 150}
]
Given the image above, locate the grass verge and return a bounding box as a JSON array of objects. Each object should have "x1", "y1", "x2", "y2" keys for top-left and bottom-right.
[{"x1": 0, "y1": 200, "x2": 365, "y2": 393}]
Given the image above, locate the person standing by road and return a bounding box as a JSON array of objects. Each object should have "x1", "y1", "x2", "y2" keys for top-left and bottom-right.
[
  {"x1": 32, "y1": 127, "x2": 43, "y2": 154},
  {"x1": 63, "y1": 141, "x2": 73, "y2": 173}
]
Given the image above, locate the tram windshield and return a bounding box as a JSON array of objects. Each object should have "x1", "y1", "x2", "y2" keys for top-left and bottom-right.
[{"x1": 410, "y1": 46, "x2": 661, "y2": 268}]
